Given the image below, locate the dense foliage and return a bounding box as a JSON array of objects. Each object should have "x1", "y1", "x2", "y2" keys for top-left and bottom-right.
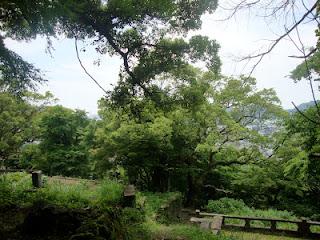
[
  {"x1": 1, "y1": 3, "x2": 320, "y2": 240},
  {"x1": 1, "y1": 69, "x2": 319, "y2": 216}
]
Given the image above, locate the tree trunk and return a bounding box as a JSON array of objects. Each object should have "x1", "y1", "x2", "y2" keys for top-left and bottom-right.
[{"x1": 152, "y1": 166, "x2": 168, "y2": 192}]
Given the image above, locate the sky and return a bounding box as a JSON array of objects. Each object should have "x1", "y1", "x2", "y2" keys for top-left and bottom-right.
[{"x1": 4, "y1": 3, "x2": 319, "y2": 115}]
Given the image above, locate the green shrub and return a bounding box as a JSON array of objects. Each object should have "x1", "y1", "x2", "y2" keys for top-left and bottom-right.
[
  {"x1": 121, "y1": 208, "x2": 151, "y2": 240},
  {"x1": 0, "y1": 173, "x2": 34, "y2": 207},
  {"x1": 206, "y1": 198, "x2": 297, "y2": 229},
  {"x1": 121, "y1": 208, "x2": 145, "y2": 225},
  {"x1": 206, "y1": 198, "x2": 250, "y2": 214}
]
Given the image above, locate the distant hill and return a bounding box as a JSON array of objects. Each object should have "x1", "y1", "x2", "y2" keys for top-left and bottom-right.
[{"x1": 287, "y1": 101, "x2": 318, "y2": 113}]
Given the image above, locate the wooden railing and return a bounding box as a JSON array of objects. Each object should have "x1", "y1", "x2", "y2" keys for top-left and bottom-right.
[{"x1": 195, "y1": 210, "x2": 320, "y2": 238}]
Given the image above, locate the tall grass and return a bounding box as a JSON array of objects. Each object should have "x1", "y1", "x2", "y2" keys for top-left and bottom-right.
[
  {"x1": 145, "y1": 222, "x2": 235, "y2": 240},
  {"x1": 0, "y1": 172, "x2": 124, "y2": 209},
  {"x1": 139, "y1": 192, "x2": 181, "y2": 220}
]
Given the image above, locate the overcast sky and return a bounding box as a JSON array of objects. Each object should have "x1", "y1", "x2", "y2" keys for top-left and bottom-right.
[{"x1": 4, "y1": 3, "x2": 319, "y2": 115}]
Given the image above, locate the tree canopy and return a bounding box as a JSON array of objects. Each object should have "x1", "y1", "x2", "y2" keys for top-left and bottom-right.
[{"x1": 0, "y1": 0, "x2": 219, "y2": 98}]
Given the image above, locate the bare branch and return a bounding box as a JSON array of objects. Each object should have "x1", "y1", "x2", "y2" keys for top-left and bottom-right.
[
  {"x1": 217, "y1": 0, "x2": 261, "y2": 21},
  {"x1": 74, "y1": 38, "x2": 108, "y2": 95},
  {"x1": 241, "y1": 2, "x2": 318, "y2": 74},
  {"x1": 291, "y1": 13, "x2": 320, "y2": 118},
  {"x1": 291, "y1": 101, "x2": 320, "y2": 124},
  {"x1": 288, "y1": 48, "x2": 317, "y2": 58},
  {"x1": 267, "y1": 133, "x2": 289, "y2": 158}
]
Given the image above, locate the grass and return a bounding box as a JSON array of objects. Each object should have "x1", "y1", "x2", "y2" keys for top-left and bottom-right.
[
  {"x1": 206, "y1": 198, "x2": 299, "y2": 230},
  {"x1": 2, "y1": 174, "x2": 317, "y2": 239},
  {"x1": 136, "y1": 192, "x2": 235, "y2": 240},
  {"x1": 222, "y1": 230, "x2": 308, "y2": 240},
  {"x1": 0, "y1": 172, "x2": 124, "y2": 209},
  {"x1": 206, "y1": 198, "x2": 320, "y2": 238},
  {"x1": 146, "y1": 222, "x2": 234, "y2": 240},
  {"x1": 138, "y1": 191, "x2": 181, "y2": 220}
]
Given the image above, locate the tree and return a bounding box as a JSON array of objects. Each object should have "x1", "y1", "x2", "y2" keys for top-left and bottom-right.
[
  {"x1": 93, "y1": 66, "x2": 285, "y2": 205},
  {"x1": 286, "y1": 106, "x2": 320, "y2": 206},
  {"x1": 35, "y1": 105, "x2": 91, "y2": 177},
  {"x1": 232, "y1": 106, "x2": 320, "y2": 215},
  {"x1": 1, "y1": 0, "x2": 220, "y2": 98},
  {"x1": 0, "y1": 91, "x2": 53, "y2": 168}
]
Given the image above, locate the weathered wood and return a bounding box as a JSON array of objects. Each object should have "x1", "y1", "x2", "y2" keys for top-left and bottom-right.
[
  {"x1": 199, "y1": 212, "x2": 300, "y2": 223},
  {"x1": 123, "y1": 185, "x2": 136, "y2": 207},
  {"x1": 194, "y1": 210, "x2": 320, "y2": 238},
  {"x1": 298, "y1": 219, "x2": 311, "y2": 236},
  {"x1": 308, "y1": 221, "x2": 320, "y2": 225},
  {"x1": 244, "y1": 218, "x2": 251, "y2": 229},
  {"x1": 270, "y1": 220, "x2": 277, "y2": 231},
  {"x1": 32, "y1": 171, "x2": 43, "y2": 188}
]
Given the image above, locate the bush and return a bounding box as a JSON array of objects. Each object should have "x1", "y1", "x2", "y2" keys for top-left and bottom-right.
[
  {"x1": 206, "y1": 198, "x2": 297, "y2": 229},
  {"x1": 206, "y1": 198, "x2": 250, "y2": 214},
  {"x1": 0, "y1": 172, "x2": 34, "y2": 207}
]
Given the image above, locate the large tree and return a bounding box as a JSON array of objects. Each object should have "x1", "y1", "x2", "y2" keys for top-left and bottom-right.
[
  {"x1": 34, "y1": 105, "x2": 91, "y2": 177},
  {"x1": 0, "y1": 91, "x2": 53, "y2": 168},
  {"x1": 93, "y1": 66, "x2": 285, "y2": 205},
  {"x1": 1, "y1": 0, "x2": 219, "y2": 98}
]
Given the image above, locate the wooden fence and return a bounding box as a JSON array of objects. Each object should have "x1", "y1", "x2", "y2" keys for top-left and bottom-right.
[{"x1": 194, "y1": 210, "x2": 320, "y2": 238}]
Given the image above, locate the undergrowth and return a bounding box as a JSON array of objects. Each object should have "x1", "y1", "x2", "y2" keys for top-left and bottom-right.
[{"x1": 0, "y1": 172, "x2": 124, "y2": 209}]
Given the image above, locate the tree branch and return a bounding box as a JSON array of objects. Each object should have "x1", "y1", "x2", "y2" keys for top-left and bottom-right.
[
  {"x1": 241, "y1": 2, "x2": 318, "y2": 75},
  {"x1": 74, "y1": 38, "x2": 108, "y2": 95},
  {"x1": 291, "y1": 101, "x2": 320, "y2": 124}
]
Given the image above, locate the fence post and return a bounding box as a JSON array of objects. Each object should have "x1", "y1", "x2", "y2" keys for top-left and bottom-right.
[
  {"x1": 123, "y1": 185, "x2": 136, "y2": 207},
  {"x1": 298, "y1": 219, "x2": 311, "y2": 236},
  {"x1": 245, "y1": 219, "x2": 251, "y2": 229},
  {"x1": 196, "y1": 209, "x2": 201, "y2": 217},
  {"x1": 271, "y1": 220, "x2": 277, "y2": 232},
  {"x1": 32, "y1": 171, "x2": 42, "y2": 188}
]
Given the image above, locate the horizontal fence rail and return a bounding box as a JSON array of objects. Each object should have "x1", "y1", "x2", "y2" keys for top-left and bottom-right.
[{"x1": 194, "y1": 210, "x2": 320, "y2": 238}]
